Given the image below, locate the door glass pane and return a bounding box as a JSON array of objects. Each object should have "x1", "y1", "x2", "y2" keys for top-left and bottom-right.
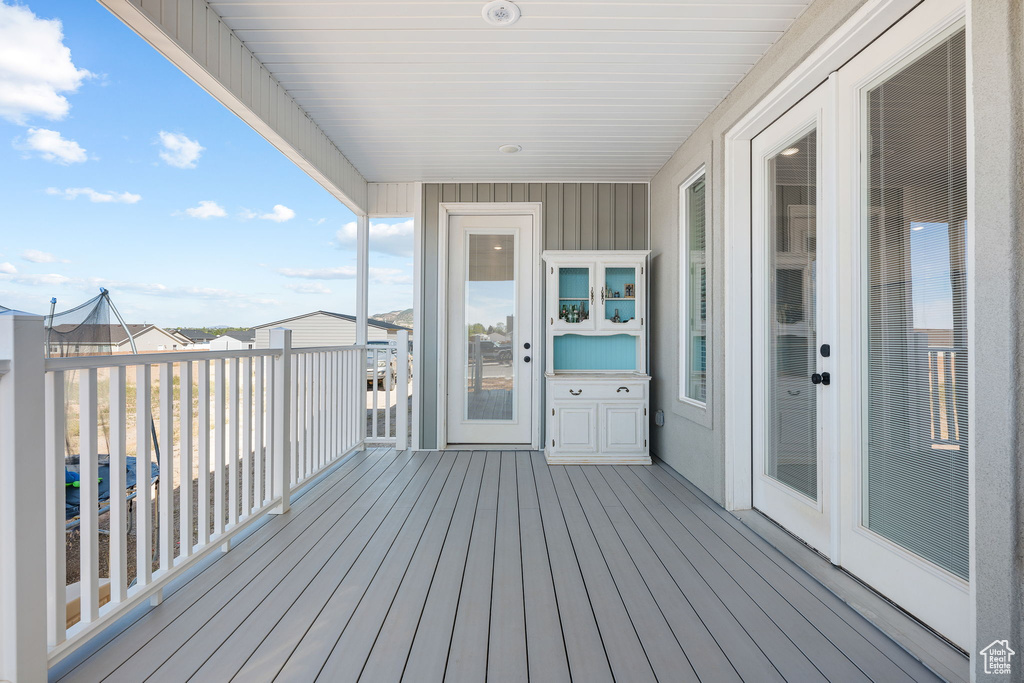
[
  {"x1": 603, "y1": 267, "x2": 637, "y2": 323},
  {"x1": 684, "y1": 175, "x2": 707, "y2": 403},
  {"x1": 557, "y1": 267, "x2": 590, "y2": 323},
  {"x1": 863, "y1": 29, "x2": 968, "y2": 579},
  {"x1": 766, "y1": 129, "x2": 818, "y2": 500},
  {"x1": 464, "y1": 233, "x2": 515, "y2": 421}
]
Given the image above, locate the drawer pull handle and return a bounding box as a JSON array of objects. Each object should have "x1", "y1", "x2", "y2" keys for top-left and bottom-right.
[
  {"x1": 569, "y1": 389, "x2": 582, "y2": 396},
  {"x1": 616, "y1": 386, "x2": 630, "y2": 393},
  {"x1": 787, "y1": 390, "x2": 800, "y2": 396}
]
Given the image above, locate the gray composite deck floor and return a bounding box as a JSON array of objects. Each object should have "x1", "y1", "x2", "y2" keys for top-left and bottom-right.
[{"x1": 58, "y1": 448, "x2": 945, "y2": 682}]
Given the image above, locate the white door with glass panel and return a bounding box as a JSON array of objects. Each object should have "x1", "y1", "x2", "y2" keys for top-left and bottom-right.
[
  {"x1": 751, "y1": 0, "x2": 969, "y2": 648},
  {"x1": 446, "y1": 214, "x2": 535, "y2": 445},
  {"x1": 751, "y1": 83, "x2": 834, "y2": 554}
]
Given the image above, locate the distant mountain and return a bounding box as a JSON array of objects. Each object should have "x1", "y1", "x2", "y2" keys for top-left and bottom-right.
[{"x1": 371, "y1": 308, "x2": 414, "y2": 328}]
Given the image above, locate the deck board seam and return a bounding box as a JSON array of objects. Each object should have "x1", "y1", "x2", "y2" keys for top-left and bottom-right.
[
  {"x1": 178, "y1": 449, "x2": 423, "y2": 681},
  {"x1": 66, "y1": 448, "x2": 387, "y2": 683},
  {"x1": 309, "y1": 453, "x2": 456, "y2": 682}
]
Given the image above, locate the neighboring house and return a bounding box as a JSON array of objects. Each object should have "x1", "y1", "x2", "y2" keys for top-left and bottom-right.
[
  {"x1": 173, "y1": 328, "x2": 218, "y2": 350},
  {"x1": 209, "y1": 329, "x2": 256, "y2": 351},
  {"x1": 253, "y1": 311, "x2": 411, "y2": 349},
  {"x1": 46, "y1": 323, "x2": 185, "y2": 355}
]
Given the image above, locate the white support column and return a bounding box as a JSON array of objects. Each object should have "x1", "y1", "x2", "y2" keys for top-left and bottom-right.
[
  {"x1": 396, "y1": 329, "x2": 409, "y2": 451},
  {"x1": 356, "y1": 214, "x2": 370, "y2": 347},
  {"x1": 0, "y1": 313, "x2": 47, "y2": 682},
  {"x1": 270, "y1": 328, "x2": 292, "y2": 515}
]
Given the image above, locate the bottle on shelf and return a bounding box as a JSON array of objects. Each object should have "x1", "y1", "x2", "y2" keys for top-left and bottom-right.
[
  {"x1": 560, "y1": 304, "x2": 568, "y2": 320},
  {"x1": 570, "y1": 304, "x2": 578, "y2": 323},
  {"x1": 612, "y1": 308, "x2": 621, "y2": 323}
]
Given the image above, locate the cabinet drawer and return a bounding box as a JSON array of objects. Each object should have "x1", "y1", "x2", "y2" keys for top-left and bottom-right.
[{"x1": 548, "y1": 381, "x2": 646, "y2": 401}]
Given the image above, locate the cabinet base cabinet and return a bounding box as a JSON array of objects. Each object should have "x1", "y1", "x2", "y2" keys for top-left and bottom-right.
[{"x1": 545, "y1": 375, "x2": 650, "y2": 465}]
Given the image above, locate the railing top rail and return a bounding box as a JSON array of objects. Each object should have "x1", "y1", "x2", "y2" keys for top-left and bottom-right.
[
  {"x1": 291, "y1": 344, "x2": 366, "y2": 354},
  {"x1": 44, "y1": 348, "x2": 282, "y2": 372}
]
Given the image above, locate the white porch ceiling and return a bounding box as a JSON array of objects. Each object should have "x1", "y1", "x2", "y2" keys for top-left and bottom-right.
[{"x1": 209, "y1": 1, "x2": 813, "y2": 182}]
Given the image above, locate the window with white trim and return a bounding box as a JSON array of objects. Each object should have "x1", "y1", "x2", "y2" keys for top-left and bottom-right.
[{"x1": 680, "y1": 170, "x2": 707, "y2": 404}]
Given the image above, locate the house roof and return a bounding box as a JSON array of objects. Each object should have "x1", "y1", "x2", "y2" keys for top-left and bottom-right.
[
  {"x1": 253, "y1": 311, "x2": 411, "y2": 332},
  {"x1": 217, "y1": 329, "x2": 257, "y2": 342},
  {"x1": 208, "y1": 1, "x2": 813, "y2": 182},
  {"x1": 174, "y1": 328, "x2": 219, "y2": 342}
]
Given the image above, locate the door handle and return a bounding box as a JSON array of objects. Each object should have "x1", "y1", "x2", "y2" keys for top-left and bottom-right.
[
  {"x1": 811, "y1": 372, "x2": 831, "y2": 386},
  {"x1": 523, "y1": 342, "x2": 531, "y2": 350},
  {"x1": 523, "y1": 356, "x2": 531, "y2": 363}
]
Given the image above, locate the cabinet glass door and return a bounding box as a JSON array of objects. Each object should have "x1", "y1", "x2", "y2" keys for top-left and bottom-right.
[
  {"x1": 553, "y1": 265, "x2": 594, "y2": 330},
  {"x1": 599, "y1": 264, "x2": 641, "y2": 330}
]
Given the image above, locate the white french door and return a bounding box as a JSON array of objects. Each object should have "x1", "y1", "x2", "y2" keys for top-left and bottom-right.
[
  {"x1": 445, "y1": 213, "x2": 535, "y2": 445},
  {"x1": 751, "y1": 83, "x2": 834, "y2": 554},
  {"x1": 834, "y1": 0, "x2": 969, "y2": 648},
  {"x1": 751, "y1": 0, "x2": 969, "y2": 648}
]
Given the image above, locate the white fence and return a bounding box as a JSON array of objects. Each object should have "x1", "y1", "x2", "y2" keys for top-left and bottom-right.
[{"x1": 0, "y1": 317, "x2": 409, "y2": 679}]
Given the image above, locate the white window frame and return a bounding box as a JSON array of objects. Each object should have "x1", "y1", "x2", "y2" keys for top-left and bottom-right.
[{"x1": 679, "y1": 166, "x2": 708, "y2": 407}]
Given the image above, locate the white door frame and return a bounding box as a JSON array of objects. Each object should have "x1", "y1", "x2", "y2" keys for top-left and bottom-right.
[
  {"x1": 436, "y1": 202, "x2": 543, "y2": 450},
  {"x1": 724, "y1": 0, "x2": 971, "y2": 648}
]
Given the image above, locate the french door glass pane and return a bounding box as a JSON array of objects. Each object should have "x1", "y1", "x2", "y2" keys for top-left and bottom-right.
[
  {"x1": 766, "y1": 129, "x2": 818, "y2": 500},
  {"x1": 864, "y1": 29, "x2": 968, "y2": 579},
  {"x1": 464, "y1": 233, "x2": 515, "y2": 421}
]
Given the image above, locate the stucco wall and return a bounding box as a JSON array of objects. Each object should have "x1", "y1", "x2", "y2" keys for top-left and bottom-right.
[
  {"x1": 968, "y1": 0, "x2": 1023, "y2": 677},
  {"x1": 647, "y1": 0, "x2": 869, "y2": 503}
]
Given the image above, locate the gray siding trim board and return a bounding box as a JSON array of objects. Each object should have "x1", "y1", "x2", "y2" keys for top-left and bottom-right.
[{"x1": 419, "y1": 182, "x2": 648, "y2": 449}]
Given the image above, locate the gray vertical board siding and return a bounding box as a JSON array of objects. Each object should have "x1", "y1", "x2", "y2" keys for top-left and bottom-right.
[{"x1": 420, "y1": 182, "x2": 649, "y2": 448}]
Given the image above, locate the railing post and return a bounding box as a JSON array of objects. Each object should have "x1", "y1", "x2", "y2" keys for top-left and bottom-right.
[
  {"x1": 270, "y1": 328, "x2": 292, "y2": 514},
  {"x1": 0, "y1": 313, "x2": 47, "y2": 682},
  {"x1": 396, "y1": 330, "x2": 409, "y2": 451}
]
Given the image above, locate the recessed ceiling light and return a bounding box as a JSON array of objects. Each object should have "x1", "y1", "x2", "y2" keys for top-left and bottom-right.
[
  {"x1": 912, "y1": 225, "x2": 924, "y2": 231},
  {"x1": 780, "y1": 147, "x2": 800, "y2": 156},
  {"x1": 494, "y1": 245, "x2": 503, "y2": 250},
  {"x1": 482, "y1": 1, "x2": 521, "y2": 26},
  {"x1": 498, "y1": 144, "x2": 522, "y2": 154}
]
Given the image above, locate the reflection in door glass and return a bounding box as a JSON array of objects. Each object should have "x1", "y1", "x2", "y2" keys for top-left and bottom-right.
[
  {"x1": 464, "y1": 234, "x2": 516, "y2": 421},
  {"x1": 864, "y1": 29, "x2": 968, "y2": 579},
  {"x1": 766, "y1": 130, "x2": 818, "y2": 500}
]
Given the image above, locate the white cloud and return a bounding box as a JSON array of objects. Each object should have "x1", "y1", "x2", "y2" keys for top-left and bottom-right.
[
  {"x1": 2, "y1": 272, "x2": 69, "y2": 286},
  {"x1": 0, "y1": 3, "x2": 93, "y2": 124},
  {"x1": 15, "y1": 127, "x2": 86, "y2": 164},
  {"x1": 157, "y1": 131, "x2": 204, "y2": 169},
  {"x1": 46, "y1": 187, "x2": 141, "y2": 203},
  {"x1": 335, "y1": 219, "x2": 414, "y2": 258},
  {"x1": 285, "y1": 282, "x2": 332, "y2": 294},
  {"x1": 21, "y1": 249, "x2": 66, "y2": 263},
  {"x1": 183, "y1": 200, "x2": 226, "y2": 219},
  {"x1": 242, "y1": 204, "x2": 295, "y2": 223},
  {"x1": 276, "y1": 265, "x2": 409, "y2": 285},
  {"x1": 0, "y1": 262, "x2": 17, "y2": 274},
  {"x1": 277, "y1": 266, "x2": 357, "y2": 280}
]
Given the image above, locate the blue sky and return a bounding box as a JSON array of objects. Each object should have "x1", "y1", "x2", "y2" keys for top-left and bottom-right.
[{"x1": 0, "y1": 1, "x2": 412, "y2": 327}]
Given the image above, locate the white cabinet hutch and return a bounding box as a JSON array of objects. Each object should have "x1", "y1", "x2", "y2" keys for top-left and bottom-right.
[{"x1": 542, "y1": 250, "x2": 651, "y2": 464}]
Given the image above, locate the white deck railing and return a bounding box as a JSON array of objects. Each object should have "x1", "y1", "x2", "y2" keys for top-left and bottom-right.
[{"x1": 0, "y1": 317, "x2": 410, "y2": 678}]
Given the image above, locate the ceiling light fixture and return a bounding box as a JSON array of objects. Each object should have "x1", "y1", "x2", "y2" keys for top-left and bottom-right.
[
  {"x1": 494, "y1": 245, "x2": 503, "y2": 250},
  {"x1": 912, "y1": 225, "x2": 924, "y2": 231},
  {"x1": 498, "y1": 144, "x2": 522, "y2": 154},
  {"x1": 780, "y1": 147, "x2": 800, "y2": 156},
  {"x1": 482, "y1": 1, "x2": 522, "y2": 27}
]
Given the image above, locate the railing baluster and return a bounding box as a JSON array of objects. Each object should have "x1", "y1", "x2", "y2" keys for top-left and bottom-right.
[
  {"x1": 243, "y1": 356, "x2": 253, "y2": 516},
  {"x1": 80, "y1": 369, "x2": 99, "y2": 623},
  {"x1": 397, "y1": 330, "x2": 409, "y2": 450},
  {"x1": 179, "y1": 361, "x2": 193, "y2": 560},
  {"x1": 197, "y1": 360, "x2": 210, "y2": 546},
  {"x1": 159, "y1": 362, "x2": 174, "y2": 571},
  {"x1": 135, "y1": 364, "x2": 153, "y2": 588},
  {"x1": 228, "y1": 357, "x2": 239, "y2": 527},
  {"x1": 290, "y1": 354, "x2": 298, "y2": 483},
  {"x1": 270, "y1": 328, "x2": 292, "y2": 514},
  {"x1": 108, "y1": 367, "x2": 127, "y2": 603},
  {"x1": 254, "y1": 356, "x2": 264, "y2": 508},
  {"x1": 305, "y1": 353, "x2": 314, "y2": 478},
  {"x1": 45, "y1": 370, "x2": 66, "y2": 646},
  {"x1": 213, "y1": 359, "x2": 225, "y2": 536},
  {"x1": 295, "y1": 353, "x2": 304, "y2": 482}
]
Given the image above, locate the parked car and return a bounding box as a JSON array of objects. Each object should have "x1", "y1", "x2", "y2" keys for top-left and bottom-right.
[
  {"x1": 366, "y1": 342, "x2": 396, "y2": 387},
  {"x1": 470, "y1": 339, "x2": 513, "y2": 365}
]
